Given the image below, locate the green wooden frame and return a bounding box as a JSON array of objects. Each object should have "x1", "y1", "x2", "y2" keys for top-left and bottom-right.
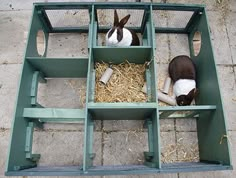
[{"x1": 5, "y1": 2, "x2": 232, "y2": 176}]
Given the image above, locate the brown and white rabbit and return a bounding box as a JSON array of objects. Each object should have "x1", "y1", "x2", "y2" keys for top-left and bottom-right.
[
  {"x1": 105, "y1": 9, "x2": 140, "y2": 46},
  {"x1": 168, "y1": 55, "x2": 198, "y2": 106}
]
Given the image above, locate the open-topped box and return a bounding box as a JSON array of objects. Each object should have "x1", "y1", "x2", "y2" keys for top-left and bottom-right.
[{"x1": 6, "y1": 2, "x2": 232, "y2": 177}]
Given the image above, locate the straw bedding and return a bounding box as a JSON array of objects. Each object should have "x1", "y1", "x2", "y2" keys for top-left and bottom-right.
[{"x1": 95, "y1": 61, "x2": 147, "y2": 102}]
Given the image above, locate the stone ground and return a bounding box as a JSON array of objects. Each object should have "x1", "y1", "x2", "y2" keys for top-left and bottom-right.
[{"x1": 0, "y1": 0, "x2": 236, "y2": 178}]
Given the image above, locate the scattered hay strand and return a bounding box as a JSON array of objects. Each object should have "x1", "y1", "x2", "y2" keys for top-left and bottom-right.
[
  {"x1": 95, "y1": 61, "x2": 147, "y2": 102},
  {"x1": 161, "y1": 140, "x2": 199, "y2": 163}
]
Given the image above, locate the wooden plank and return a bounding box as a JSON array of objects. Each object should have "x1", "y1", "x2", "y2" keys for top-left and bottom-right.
[
  {"x1": 27, "y1": 57, "x2": 88, "y2": 78},
  {"x1": 158, "y1": 105, "x2": 216, "y2": 112},
  {"x1": 23, "y1": 108, "x2": 85, "y2": 122},
  {"x1": 93, "y1": 47, "x2": 152, "y2": 64}
]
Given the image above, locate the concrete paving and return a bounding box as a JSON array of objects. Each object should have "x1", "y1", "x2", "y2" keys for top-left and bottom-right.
[{"x1": 0, "y1": 0, "x2": 236, "y2": 178}]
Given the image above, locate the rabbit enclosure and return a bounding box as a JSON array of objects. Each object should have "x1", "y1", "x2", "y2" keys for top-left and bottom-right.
[{"x1": 6, "y1": 2, "x2": 232, "y2": 176}]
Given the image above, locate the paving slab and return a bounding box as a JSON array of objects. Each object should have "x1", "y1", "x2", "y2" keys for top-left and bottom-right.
[
  {"x1": 160, "y1": 131, "x2": 177, "y2": 163},
  {"x1": 159, "y1": 119, "x2": 175, "y2": 131},
  {"x1": 166, "y1": 0, "x2": 218, "y2": 11},
  {"x1": 169, "y1": 34, "x2": 190, "y2": 60},
  {"x1": 0, "y1": 130, "x2": 22, "y2": 178},
  {"x1": 0, "y1": 64, "x2": 21, "y2": 90},
  {"x1": 38, "y1": 78, "x2": 87, "y2": 109},
  {"x1": 156, "y1": 63, "x2": 171, "y2": 95},
  {"x1": 46, "y1": 33, "x2": 89, "y2": 58},
  {"x1": 0, "y1": 11, "x2": 31, "y2": 64},
  {"x1": 176, "y1": 119, "x2": 197, "y2": 132},
  {"x1": 0, "y1": 89, "x2": 17, "y2": 129},
  {"x1": 102, "y1": 173, "x2": 178, "y2": 178},
  {"x1": 33, "y1": 131, "x2": 102, "y2": 166},
  {"x1": 176, "y1": 132, "x2": 199, "y2": 162},
  {"x1": 0, "y1": 0, "x2": 44, "y2": 10},
  {"x1": 229, "y1": 0, "x2": 236, "y2": 12},
  {"x1": 0, "y1": 0, "x2": 103, "y2": 11},
  {"x1": 103, "y1": 131, "x2": 148, "y2": 165},
  {"x1": 156, "y1": 63, "x2": 174, "y2": 97},
  {"x1": 217, "y1": 66, "x2": 236, "y2": 131},
  {"x1": 37, "y1": 78, "x2": 102, "y2": 131},
  {"x1": 0, "y1": 130, "x2": 102, "y2": 178},
  {"x1": 0, "y1": 130, "x2": 10, "y2": 177},
  {"x1": 207, "y1": 11, "x2": 232, "y2": 65},
  {"x1": 0, "y1": 64, "x2": 21, "y2": 129},
  {"x1": 103, "y1": 120, "x2": 144, "y2": 131},
  {"x1": 179, "y1": 131, "x2": 236, "y2": 178},
  {"x1": 155, "y1": 34, "x2": 169, "y2": 64},
  {"x1": 225, "y1": 12, "x2": 236, "y2": 64}
]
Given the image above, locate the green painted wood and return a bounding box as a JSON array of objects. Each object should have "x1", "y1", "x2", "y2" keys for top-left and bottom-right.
[
  {"x1": 159, "y1": 111, "x2": 175, "y2": 119},
  {"x1": 27, "y1": 57, "x2": 88, "y2": 78},
  {"x1": 51, "y1": 27, "x2": 89, "y2": 33},
  {"x1": 184, "y1": 110, "x2": 199, "y2": 118},
  {"x1": 37, "y1": 10, "x2": 52, "y2": 32},
  {"x1": 185, "y1": 10, "x2": 202, "y2": 33},
  {"x1": 161, "y1": 112, "x2": 198, "y2": 119},
  {"x1": 158, "y1": 105, "x2": 216, "y2": 119},
  {"x1": 7, "y1": 2, "x2": 231, "y2": 176},
  {"x1": 25, "y1": 153, "x2": 40, "y2": 162},
  {"x1": 147, "y1": 120, "x2": 154, "y2": 153},
  {"x1": 34, "y1": 2, "x2": 204, "y2": 11},
  {"x1": 97, "y1": 26, "x2": 142, "y2": 33},
  {"x1": 155, "y1": 27, "x2": 187, "y2": 33},
  {"x1": 25, "y1": 7, "x2": 49, "y2": 57},
  {"x1": 6, "y1": 60, "x2": 38, "y2": 172},
  {"x1": 83, "y1": 113, "x2": 94, "y2": 170},
  {"x1": 30, "y1": 71, "x2": 41, "y2": 105},
  {"x1": 25, "y1": 122, "x2": 41, "y2": 162},
  {"x1": 151, "y1": 109, "x2": 160, "y2": 168},
  {"x1": 88, "y1": 102, "x2": 157, "y2": 108},
  {"x1": 189, "y1": 9, "x2": 231, "y2": 166},
  {"x1": 83, "y1": 5, "x2": 95, "y2": 171},
  {"x1": 89, "y1": 108, "x2": 155, "y2": 120},
  {"x1": 23, "y1": 108, "x2": 85, "y2": 122},
  {"x1": 5, "y1": 163, "x2": 232, "y2": 176},
  {"x1": 152, "y1": 3, "x2": 204, "y2": 11},
  {"x1": 148, "y1": 60, "x2": 158, "y2": 102},
  {"x1": 149, "y1": 6, "x2": 158, "y2": 104},
  {"x1": 158, "y1": 105, "x2": 216, "y2": 111},
  {"x1": 141, "y1": 9, "x2": 150, "y2": 34},
  {"x1": 25, "y1": 122, "x2": 34, "y2": 152},
  {"x1": 93, "y1": 47, "x2": 152, "y2": 64},
  {"x1": 88, "y1": 115, "x2": 95, "y2": 165},
  {"x1": 88, "y1": 103, "x2": 156, "y2": 121}
]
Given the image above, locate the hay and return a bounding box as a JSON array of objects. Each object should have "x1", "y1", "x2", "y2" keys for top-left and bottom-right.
[
  {"x1": 161, "y1": 142, "x2": 199, "y2": 163},
  {"x1": 95, "y1": 61, "x2": 147, "y2": 102}
]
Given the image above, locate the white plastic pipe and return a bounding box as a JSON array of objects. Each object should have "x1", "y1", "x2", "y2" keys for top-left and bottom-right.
[
  {"x1": 142, "y1": 82, "x2": 147, "y2": 93},
  {"x1": 158, "y1": 91, "x2": 176, "y2": 106},
  {"x1": 99, "y1": 67, "x2": 113, "y2": 84},
  {"x1": 162, "y1": 77, "x2": 171, "y2": 94}
]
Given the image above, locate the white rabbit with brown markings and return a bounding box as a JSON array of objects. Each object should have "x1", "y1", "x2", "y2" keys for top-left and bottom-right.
[
  {"x1": 106, "y1": 9, "x2": 140, "y2": 46},
  {"x1": 168, "y1": 55, "x2": 199, "y2": 106}
]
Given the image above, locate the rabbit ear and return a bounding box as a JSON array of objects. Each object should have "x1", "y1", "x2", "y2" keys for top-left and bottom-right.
[
  {"x1": 187, "y1": 88, "x2": 198, "y2": 99},
  {"x1": 119, "y1": 14, "x2": 130, "y2": 28},
  {"x1": 114, "y1": 9, "x2": 119, "y2": 26}
]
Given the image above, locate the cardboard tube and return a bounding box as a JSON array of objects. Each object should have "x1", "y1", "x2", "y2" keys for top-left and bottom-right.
[
  {"x1": 162, "y1": 77, "x2": 171, "y2": 94},
  {"x1": 99, "y1": 67, "x2": 113, "y2": 84},
  {"x1": 158, "y1": 91, "x2": 176, "y2": 106},
  {"x1": 142, "y1": 82, "x2": 147, "y2": 93}
]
